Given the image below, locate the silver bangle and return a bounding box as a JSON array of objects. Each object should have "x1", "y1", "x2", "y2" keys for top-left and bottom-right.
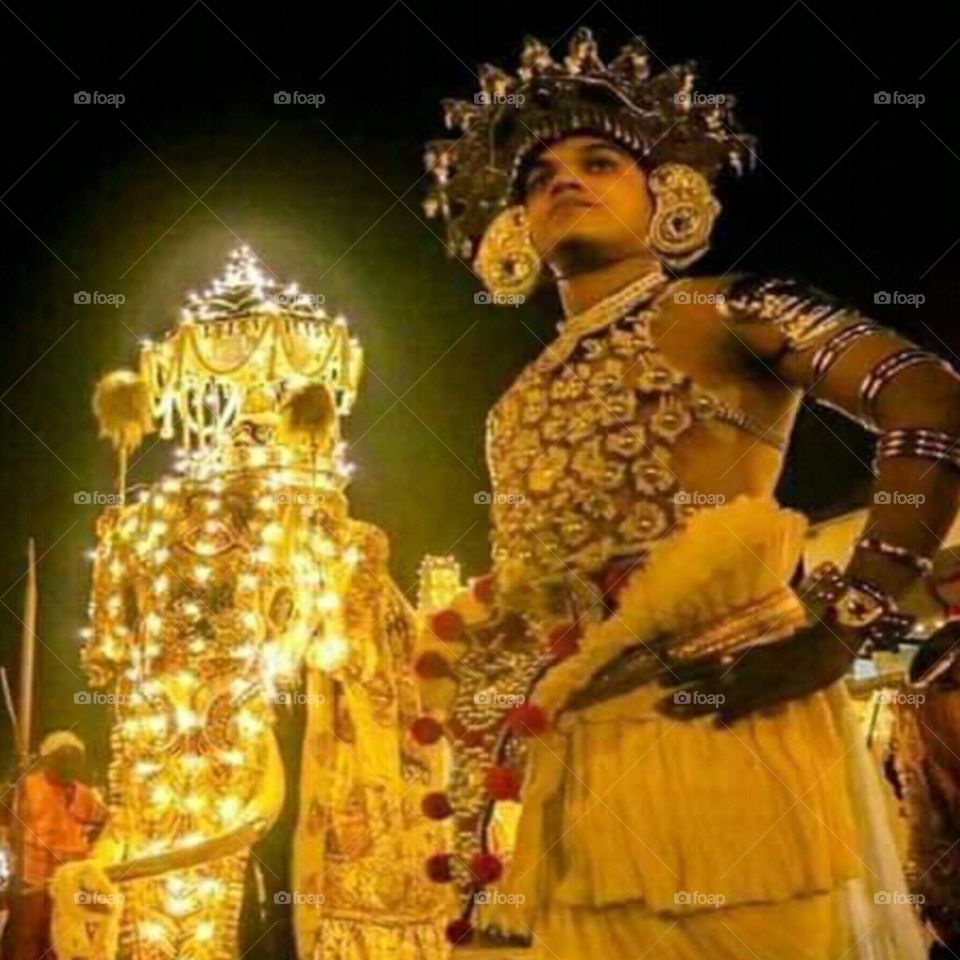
[
  {"x1": 810, "y1": 321, "x2": 879, "y2": 380},
  {"x1": 873, "y1": 427, "x2": 960, "y2": 473},
  {"x1": 859, "y1": 349, "x2": 955, "y2": 425},
  {"x1": 855, "y1": 536, "x2": 934, "y2": 577}
]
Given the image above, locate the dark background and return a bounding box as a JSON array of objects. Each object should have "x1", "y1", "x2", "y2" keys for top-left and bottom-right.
[{"x1": 0, "y1": 0, "x2": 957, "y2": 773}]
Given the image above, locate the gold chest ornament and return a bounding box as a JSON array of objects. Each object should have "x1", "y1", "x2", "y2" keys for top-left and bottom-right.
[{"x1": 485, "y1": 274, "x2": 782, "y2": 614}]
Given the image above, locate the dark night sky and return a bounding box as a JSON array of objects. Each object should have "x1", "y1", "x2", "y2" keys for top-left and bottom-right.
[{"x1": 0, "y1": 0, "x2": 957, "y2": 771}]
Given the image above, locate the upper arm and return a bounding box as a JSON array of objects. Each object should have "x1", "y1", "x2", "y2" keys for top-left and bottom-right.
[{"x1": 717, "y1": 274, "x2": 960, "y2": 433}]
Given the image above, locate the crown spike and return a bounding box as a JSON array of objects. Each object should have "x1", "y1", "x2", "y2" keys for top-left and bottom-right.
[
  {"x1": 565, "y1": 26, "x2": 604, "y2": 75},
  {"x1": 519, "y1": 36, "x2": 558, "y2": 79}
]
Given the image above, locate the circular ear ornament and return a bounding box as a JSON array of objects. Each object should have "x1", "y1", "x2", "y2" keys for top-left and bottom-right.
[
  {"x1": 472, "y1": 205, "x2": 542, "y2": 301},
  {"x1": 647, "y1": 163, "x2": 721, "y2": 269}
]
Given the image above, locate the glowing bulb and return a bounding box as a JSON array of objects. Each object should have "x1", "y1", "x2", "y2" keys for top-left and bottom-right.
[
  {"x1": 146, "y1": 715, "x2": 168, "y2": 736},
  {"x1": 262, "y1": 523, "x2": 283, "y2": 544},
  {"x1": 176, "y1": 707, "x2": 200, "y2": 730},
  {"x1": 310, "y1": 634, "x2": 349, "y2": 671},
  {"x1": 166, "y1": 897, "x2": 191, "y2": 917},
  {"x1": 237, "y1": 712, "x2": 262, "y2": 735},
  {"x1": 198, "y1": 878, "x2": 221, "y2": 897},
  {"x1": 150, "y1": 785, "x2": 173, "y2": 807},
  {"x1": 217, "y1": 795, "x2": 241, "y2": 822},
  {"x1": 140, "y1": 921, "x2": 164, "y2": 943},
  {"x1": 316, "y1": 591, "x2": 340, "y2": 612}
]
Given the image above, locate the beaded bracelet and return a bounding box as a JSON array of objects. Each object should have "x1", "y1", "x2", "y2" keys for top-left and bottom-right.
[
  {"x1": 855, "y1": 536, "x2": 934, "y2": 577},
  {"x1": 798, "y1": 561, "x2": 915, "y2": 653},
  {"x1": 873, "y1": 427, "x2": 960, "y2": 474}
]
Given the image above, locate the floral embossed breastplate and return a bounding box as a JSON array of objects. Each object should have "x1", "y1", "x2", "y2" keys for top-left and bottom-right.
[{"x1": 485, "y1": 280, "x2": 786, "y2": 606}]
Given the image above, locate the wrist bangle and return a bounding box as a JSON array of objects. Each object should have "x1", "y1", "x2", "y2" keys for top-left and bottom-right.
[
  {"x1": 859, "y1": 350, "x2": 955, "y2": 427},
  {"x1": 873, "y1": 428, "x2": 960, "y2": 474},
  {"x1": 855, "y1": 536, "x2": 934, "y2": 577},
  {"x1": 798, "y1": 562, "x2": 915, "y2": 653}
]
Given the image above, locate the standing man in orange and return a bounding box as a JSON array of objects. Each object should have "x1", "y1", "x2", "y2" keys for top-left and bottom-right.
[{"x1": 1, "y1": 731, "x2": 107, "y2": 960}]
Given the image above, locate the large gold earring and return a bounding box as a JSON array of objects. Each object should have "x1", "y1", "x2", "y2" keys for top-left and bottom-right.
[
  {"x1": 646, "y1": 163, "x2": 721, "y2": 269},
  {"x1": 473, "y1": 205, "x2": 542, "y2": 302}
]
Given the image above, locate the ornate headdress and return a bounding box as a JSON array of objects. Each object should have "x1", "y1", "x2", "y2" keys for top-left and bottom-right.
[
  {"x1": 424, "y1": 26, "x2": 757, "y2": 259},
  {"x1": 94, "y1": 247, "x2": 364, "y2": 489}
]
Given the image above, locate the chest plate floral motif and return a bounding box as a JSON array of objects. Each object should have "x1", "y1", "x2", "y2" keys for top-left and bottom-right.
[{"x1": 485, "y1": 304, "x2": 781, "y2": 594}]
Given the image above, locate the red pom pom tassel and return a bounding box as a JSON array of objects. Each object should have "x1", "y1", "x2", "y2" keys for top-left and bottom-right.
[
  {"x1": 445, "y1": 918, "x2": 474, "y2": 945},
  {"x1": 415, "y1": 651, "x2": 453, "y2": 679},
  {"x1": 504, "y1": 703, "x2": 548, "y2": 737},
  {"x1": 469, "y1": 852, "x2": 503, "y2": 884},
  {"x1": 430, "y1": 608, "x2": 466, "y2": 642},
  {"x1": 545, "y1": 621, "x2": 581, "y2": 661},
  {"x1": 421, "y1": 791, "x2": 454, "y2": 820},
  {"x1": 426, "y1": 853, "x2": 453, "y2": 883},
  {"x1": 410, "y1": 716, "x2": 444, "y2": 745},
  {"x1": 485, "y1": 765, "x2": 521, "y2": 801},
  {"x1": 471, "y1": 574, "x2": 495, "y2": 606}
]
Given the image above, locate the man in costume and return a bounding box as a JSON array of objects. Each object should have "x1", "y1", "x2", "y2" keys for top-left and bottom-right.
[
  {"x1": 0, "y1": 731, "x2": 107, "y2": 960},
  {"x1": 419, "y1": 26, "x2": 960, "y2": 959}
]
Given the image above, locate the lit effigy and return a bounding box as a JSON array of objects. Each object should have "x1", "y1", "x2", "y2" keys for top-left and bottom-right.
[{"x1": 54, "y1": 248, "x2": 450, "y2": 960}]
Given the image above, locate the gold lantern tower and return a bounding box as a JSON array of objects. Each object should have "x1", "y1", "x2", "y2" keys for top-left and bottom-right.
[{"x1": 56, "y1": 249, "x2": 448, "y2": 960}]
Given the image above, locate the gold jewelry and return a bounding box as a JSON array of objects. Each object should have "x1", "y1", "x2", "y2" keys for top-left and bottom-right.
[
  {"x1": 554, "y1": 267, "x2": 667, "y2": 341},
  {"x1": 646, "y1": 163, "x2": 721, "y2": 269},
  {"x1": 472, "y1": 205, "x2": 542, "y2": 301}
]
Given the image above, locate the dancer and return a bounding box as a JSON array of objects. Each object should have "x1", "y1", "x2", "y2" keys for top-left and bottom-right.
[{"x1": 422, "y1": 26, "x2": 959, "y2": 959}]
